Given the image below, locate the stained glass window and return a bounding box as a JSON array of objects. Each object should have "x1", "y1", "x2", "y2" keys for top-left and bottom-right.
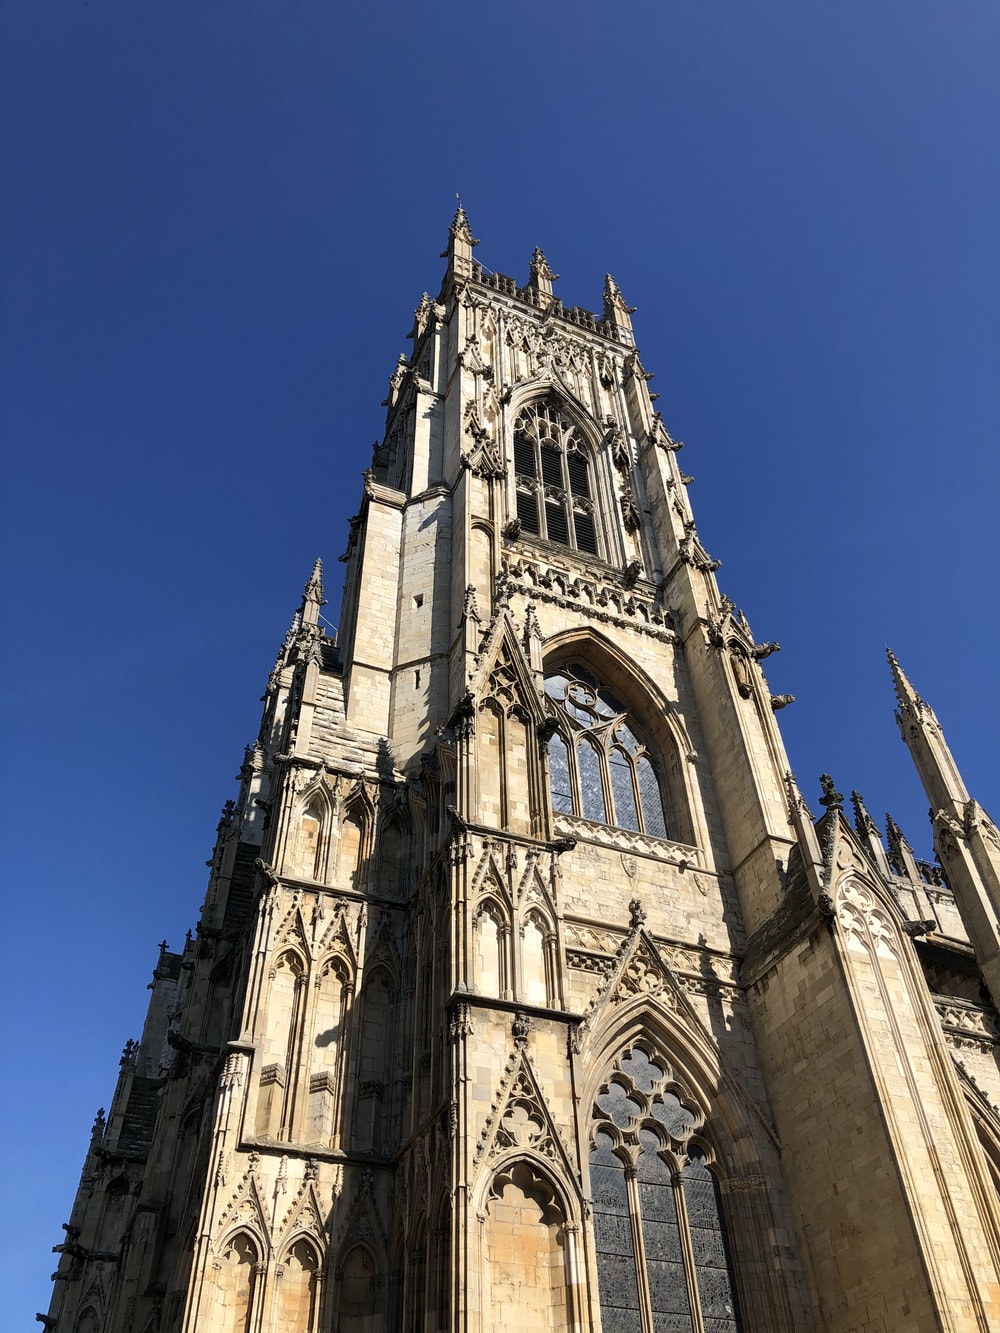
[
  {"x1": 512, "y1": 395, "x2": 601, "y2": 556},
  {"x1": 544, "y1": 663, "x2": 669, "y2": 838},
  {"x1": 590, "y1": 1049, "x2": 742, "y2": 1333}
]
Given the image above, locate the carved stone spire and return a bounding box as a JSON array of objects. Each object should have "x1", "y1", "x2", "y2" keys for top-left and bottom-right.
[
  {"x1": 887, "y1": 648, "x2": 970, "y2": 812},
  {"x1": 442, "y1": 206, "x2": 479, "y2": 280},
  {"x1": 885, "y1": 811, "x2": 920, "y2": 880},
  {"x1": 602, "y1": 273, "x2": 636, "y2": 344},
  {"x1": 887, "y1": 648, "x2": 929, "y2": 720},
  {"x1": 528, "y1": 247, "x2": 558, "y2": 298},
  {"x1": 300, "y1": 558, "x2": 326, "y2": 628},
  {"x1": 851, "y1": 790, "x2": 879, "y2": 840},
  {"x1": 851, "y1": 790, "x2": 890, "y2": 875}
]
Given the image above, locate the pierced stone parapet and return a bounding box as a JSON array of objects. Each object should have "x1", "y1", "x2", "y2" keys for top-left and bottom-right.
[
  {"x1": 553, "y1": 814, "x2": 700, "y2": 868},
  {"x1": 935, "y1": 996, "x2": 1000, "y2": 1053},
  {"x1": 502, "y1": 551, "x2": 673, "y2": 638}
]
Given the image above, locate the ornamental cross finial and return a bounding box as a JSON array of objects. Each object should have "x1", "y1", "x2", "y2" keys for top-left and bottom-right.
[{"x1": 818, "y1": 774, "x2": 844, "y2": 812}]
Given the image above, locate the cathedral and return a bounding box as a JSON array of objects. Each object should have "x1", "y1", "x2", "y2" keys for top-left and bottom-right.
[{"x1": 43, "y1": 212, "x2": 1000, "y2": 1332}]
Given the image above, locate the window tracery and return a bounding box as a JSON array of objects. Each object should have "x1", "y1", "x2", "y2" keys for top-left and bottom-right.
[
  {"x1": 544, "y1": 664, "x2": 668, "y2": 838},
  {"x1": 590, "y1": 1047, "x2": 741, "y2": 1332},
  {"x1": 512, "y1": 396, "x2": 600, "y2": 555}
]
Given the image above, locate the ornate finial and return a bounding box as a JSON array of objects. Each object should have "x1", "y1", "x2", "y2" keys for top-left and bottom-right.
[
  {"x1": 303, "y1": 558, "x2": 325, "y2": 607},
  {"x1": 523, "y1": 601, "x2": 542, "y2": 642},
  {"x1": 529, "y1": 247, "x2": 558, "y2": 284},
  {"x1": 90, "y1": 1107, "x2": 106, "y2": 1143},
  {"x1": 603, "y1": 274, "x2": 637, "y2": 344},
  {"x1": 818, "y1": 775, "x2": 844, "y2": 812},
  {"x1": 441, "y1": 204, "x2": 480, "y2": 278},
  {"x1": 449, "y1": 205, "x2": 478, "y2": 246},
  {"x1": 885, "y1": 811, "x2": 912, "y2": 853},
  {"x1": 629, "y1": 898, "x2": 646, "y2": 929},
  {"x1": 886, "y1": 647, "x2": 926, "y2": 713},
  {"x1": 851, "y1": 790, "x2": 879, "y2": 839},
  {"x1": 603, "y1": 273, "x2": 636, "y2": 314}
]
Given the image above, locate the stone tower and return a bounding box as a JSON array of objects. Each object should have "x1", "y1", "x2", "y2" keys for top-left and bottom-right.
[{"x1": 44, "y1": 213, "x2": 1000, "y2": 1333}]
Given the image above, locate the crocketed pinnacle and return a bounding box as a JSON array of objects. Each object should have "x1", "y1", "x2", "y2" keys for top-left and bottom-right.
[{"x1": 886, "y1": 647, "x2": 927, "y2": 715}]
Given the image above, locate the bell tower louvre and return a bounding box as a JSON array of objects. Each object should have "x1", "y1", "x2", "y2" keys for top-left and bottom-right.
[{"x1": 43, "y1": 211, "x2": 1000, "y2": 1333}]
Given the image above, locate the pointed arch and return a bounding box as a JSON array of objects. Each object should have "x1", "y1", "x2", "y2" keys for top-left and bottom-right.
[
  {"x1": 353, "y1": 963, "x2": 397, "y2": 1152},
  {"x1": 586, "y1": 1033, "x2": 743, "y2": 1332},
  {"x1": 520, "y1": 908, "x2": 554, "y2": 1007},
  {"x1": 478, "y1": 1157, "x2": 580, "y2": 1333},
  {"x1": 542, "y1": 629, "x2": 703, "y2": 849},
  {"x1": 376, "y1": 804, "x2": 412, "y2": 900},
  {"x1": 307, "y1": 952, "x2": 353, "y2": 1147},
  {"x1": 508, "y1": 387, "x2": 605, "y2": 559},
  {"x1": 211, "y1": 1230, "x2": 260, "y2": 1333},
  {"x1": 336, "y1": 785, "x2": 374, "y2": 892},
  {"x1": 256, "y1": 949, "x2": 308, "y2": 1141},
  {"x1": 275, "y1": 1235, "x2": 320, "y2": 1332},
  {"x1": 335, "y1": 1242, "x2": 385, "y2": 1332},
  {"x1": 290, "y1": 779, "x2": 335, "y2": 882},
  {"x1": 473, "y1": 895, "x2": 510, "y2": 1000}
]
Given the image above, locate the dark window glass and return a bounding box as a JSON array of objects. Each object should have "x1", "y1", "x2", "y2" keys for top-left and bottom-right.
[
  {"x1": 638, "y1": 1131, "x2": 694, "y2": 1331},
  {"x1": 567, "y1": 451, "x2": 590, "y2": 497},
  {"x1": 653, "y1": 1092, "x2": 697, "y2": 1141},
  {"x1": 544, "y1": 665, "x2": 670, "y2": 838},
  {"x1": 545, "y1": 500, "x2": 569, "y2": 546},
  {"x1": 509, "y1": 396, "x2": 601, "y2": 556},
  {"x1": 610, "y1": 748, "x2": 641, "y2": 832},
  {"x1": 540, "y1": 444, "x2": 563, "y2": 488},
  {"x1": 513, "y1": 433, "x2": 536, "y2": 477},
  {"x1": 637, "y1": 756, "x2": 667, "y2": 838},
  {"x1": 578, "y1": 737, "x2": 607, "y2": 823},
  {"x1": 590, "y1": 1134, "x2": 642, "y2": 1331},
  {"x1": 592, "y1": 1064, "x2": 742, "y2": 1333},
  {"x1": 548, "y1": 732, "x2": 574, "y2": 814},
  {"x1": 575, "y1": 510, "x2": 598, "y2": 555},
  {"x1": 516, "y1": 489, "x2": 539, "y2": 534},
  {"x1": 684, "y1": 1151, "x2": 741, "y2": 1332}
]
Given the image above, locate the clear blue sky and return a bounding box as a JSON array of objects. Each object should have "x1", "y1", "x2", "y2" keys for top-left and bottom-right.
[{"x1": 2, "y1": 1, "x2": 997, "y2": 1320}]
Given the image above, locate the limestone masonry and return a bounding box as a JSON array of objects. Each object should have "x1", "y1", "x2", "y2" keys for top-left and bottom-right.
[{"x1": 44, "y1": 213, "x2": 1000, "y2": 1332}]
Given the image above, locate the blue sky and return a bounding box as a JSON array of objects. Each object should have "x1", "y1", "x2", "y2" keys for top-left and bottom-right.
[{"x1": 2, "y1": 1, "x2": 997, "y2": 1320}]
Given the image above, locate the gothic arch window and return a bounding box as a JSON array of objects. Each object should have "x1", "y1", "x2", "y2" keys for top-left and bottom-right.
[
  {"x1": 544, "y1": 664, "x2": 668, "y2": 838},
  {"x1": 512, "y1": 395, "x2": 600, "y2": 556},
  {"x1": 589, "y1": 1047, "x2": 741, "y2": 1332}
]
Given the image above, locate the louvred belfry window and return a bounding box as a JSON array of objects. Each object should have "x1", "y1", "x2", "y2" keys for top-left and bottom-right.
[
  {"x1": 512, "y1": 395, "x2": 600, "y2": 555},
  {"x1": 544, "y1": 663, "x2": 668, "y2": 837}
]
